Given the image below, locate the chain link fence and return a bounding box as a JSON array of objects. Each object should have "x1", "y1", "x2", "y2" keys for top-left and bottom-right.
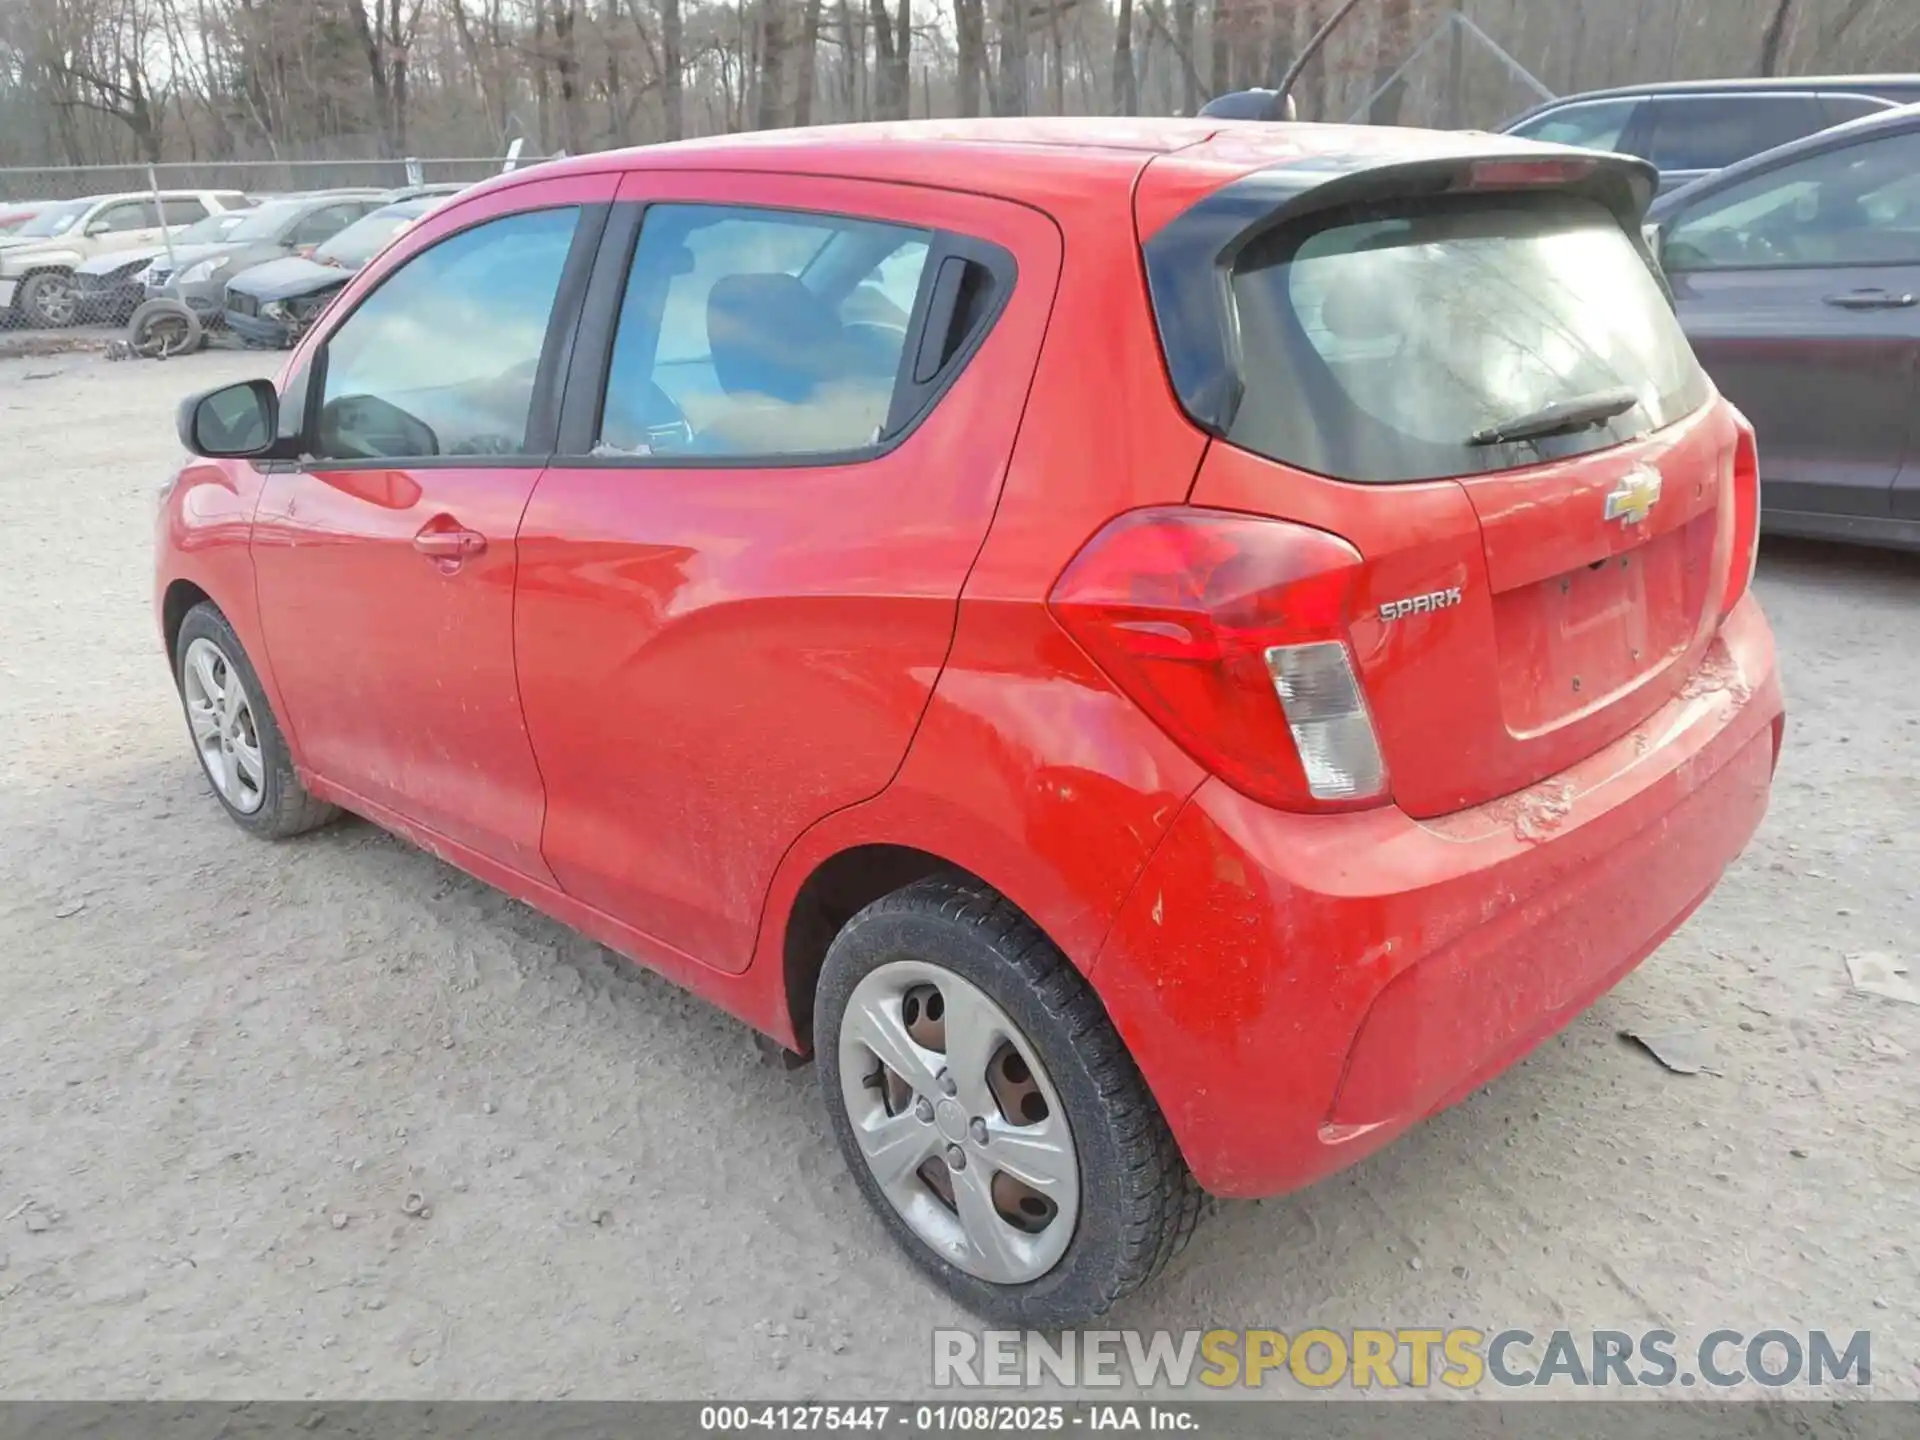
[
  {"x1": 0, "y1": 154, "x2": 549, "y2": 204},
  {"x1": 0, "y1": 150, "x2": 566, "y2": 335}
]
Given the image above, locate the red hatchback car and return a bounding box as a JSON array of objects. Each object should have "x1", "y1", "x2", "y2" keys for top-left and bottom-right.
[{"x1": 157, "y1": 118, "x2": 1784, "y2": 1326}]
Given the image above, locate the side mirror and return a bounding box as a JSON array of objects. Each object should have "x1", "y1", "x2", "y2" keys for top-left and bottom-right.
[
  {"x1": 1641, "y1": 221, "x2": 1663, "y2": 259},
  {"x1": 85, "y1": 220, "x2": 110, "y2": 237},
  {"x1": 177, "y1": 378, "x2": 286, "y2": 459}
]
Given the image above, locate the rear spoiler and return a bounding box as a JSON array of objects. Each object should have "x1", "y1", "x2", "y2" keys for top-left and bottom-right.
[{"x1": 1141, "y1": 148, "x2": 1661, "y2": 435}]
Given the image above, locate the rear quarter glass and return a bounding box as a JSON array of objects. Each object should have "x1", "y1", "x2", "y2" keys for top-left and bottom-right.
[{"x1": 1183, "y1": 192, "x2": 1710, "y2": 484}]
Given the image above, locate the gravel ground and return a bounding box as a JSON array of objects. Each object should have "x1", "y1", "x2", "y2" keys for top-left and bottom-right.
[{"x1": 1, "y1": 349, "x2": 1916, "y2": 1401}]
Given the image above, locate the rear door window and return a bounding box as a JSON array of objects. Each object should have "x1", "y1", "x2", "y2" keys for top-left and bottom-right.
[
  {"x1": 596, "y1": 203, "x2": 933, "y2": 459},
  {"x1": 1662, "y1": 131, "x2": 1920, "y2": 270},
  {"x1": 1221, "y1": 194, "x2": 1709, "y2": 483},
  {"x1": 1642, "y1": 94, "x2": 1822, "y2": 173}
]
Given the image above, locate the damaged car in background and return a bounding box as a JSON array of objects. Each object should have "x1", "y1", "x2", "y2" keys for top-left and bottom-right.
[
  {"x1": 141, "y1": 190, "x2": 390, "y2": 331},
  {"x1": 71, "y1": 204, "x2": 260, "y2": 325},
  {"x1": 224, "y1": 196, "x2": 446, "y2": 348},
  {"x1": 0, "y1": 190, "x2": 249, "y2": 327}
]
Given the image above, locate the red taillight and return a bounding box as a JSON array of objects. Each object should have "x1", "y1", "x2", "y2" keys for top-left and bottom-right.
[
  {"x1": 1720, "y1": 407, "x2": 1760, "y2": 621},
  {"x1": 1048, "y1": 507, "x2": 1388, "y2": 812}
]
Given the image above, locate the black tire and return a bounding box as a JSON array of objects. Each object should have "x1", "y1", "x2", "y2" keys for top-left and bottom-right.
[
  {"x1": 174, "y1": 602, "x2": 337, "y2": 839},
  {"x1": 20, "y1": 270, "x2": 79, "y2": 328},
  {"x1": 128, "y1": 298, "x2": 203, "y2": 358},
  {"x1": 816, "y1": 876, "x2": 1203, "y2": 1327}
]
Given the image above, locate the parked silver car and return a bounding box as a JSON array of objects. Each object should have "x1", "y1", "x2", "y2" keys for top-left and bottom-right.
[
  {"x1": 142, "y1": 191, "x2": 390, "y2": 325},
  {"x1": 0, "y1": 190, "x2": 251, "y2": 326}
]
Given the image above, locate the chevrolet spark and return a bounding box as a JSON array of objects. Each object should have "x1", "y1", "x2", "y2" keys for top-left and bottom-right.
[{"x1": 157, "y1": 118, "x2": 1784, "y2": 1327}]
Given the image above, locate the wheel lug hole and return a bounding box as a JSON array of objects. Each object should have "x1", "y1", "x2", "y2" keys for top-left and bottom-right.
[
  {"x1": 914, "y1": 1097, "x2": 934, "y2": 1124},
  {"x1": 969, "y1": 1117, "x2": 988, "y2": 1145},
  {"x1": 938, "y1": 1072, "x2": 956, "y2": 1097},
  {"x1": 945, "y1": 1145, "x2": 966, "y2": 1171}
]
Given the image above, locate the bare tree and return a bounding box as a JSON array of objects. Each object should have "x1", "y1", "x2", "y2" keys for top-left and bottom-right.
[
  {"x1": 1758, "y1": 0, "x2": 1796, "y2": 74},
  {"x1": 867, "y1": 0, "x2": 907, "y2": 117},
  {"x1": 954, "y1": 0, "x2": 985, "y2": 114},
  {"x1": 1170, "y1": 0, "x2": 1195, "y2": 112},
  {"x1": 992, "y1": 0, "x2": 1026, "y2": 115},
  {"x1": 1111, "y1": 0, "x2": 1134, "y2": 113},
  {"x1": 12, "y1": 0, "x2": 1920, "y2": 175},
  {"x1": 660, "y1": 0, "x2": 684, "y2": 138},
  {"x1": 343, "y1": 0, "x2": 429, "y2": 154},
  {"x1": 1366, "y1": 0, "x2": 1411, "y2": 123},
  {"x1": 756, "y1": 0, "x2": 787, "y2": 125}
]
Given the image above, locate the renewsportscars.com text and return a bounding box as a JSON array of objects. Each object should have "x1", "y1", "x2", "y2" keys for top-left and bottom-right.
[{"x1": 932, "y1": 1328, "x2": 1871, "y2": 1392}]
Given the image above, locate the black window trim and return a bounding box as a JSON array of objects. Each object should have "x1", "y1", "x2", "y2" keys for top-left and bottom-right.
[
  {"x1": 290, "y1": 200, "x2": 610, "y2": 473},
  {"x1": 1660, "y1": 128, "x2": 1920, "y2": 276},
  {"x1": 553, "y1": 197, "x2": 1017, "y2": 471}
]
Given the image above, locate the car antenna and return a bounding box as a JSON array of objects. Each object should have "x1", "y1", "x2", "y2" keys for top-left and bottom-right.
[{"x1": 1275, "y1": 0, "x2": 1369, "y2": 116}]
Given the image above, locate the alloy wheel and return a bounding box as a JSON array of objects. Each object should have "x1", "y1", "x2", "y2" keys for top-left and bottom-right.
[
  {"x1": 181, "y1": 637, "x2": 266, "y2": 814},
  {"x1": 837, "y1": 959, "x2": 1080, "y2": 1285},
  {"x1": 30, "y1": 276, "x2": 77, "y2": 326}
]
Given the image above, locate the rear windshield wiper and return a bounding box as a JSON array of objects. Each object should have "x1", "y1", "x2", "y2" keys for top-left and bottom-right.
[{"x1": 1465, "y1": 388, "x2": 1642, "y2": 448}]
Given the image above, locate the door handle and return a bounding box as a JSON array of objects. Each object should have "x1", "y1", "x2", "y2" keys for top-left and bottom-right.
[
  {"x1": 1822, "y1": 288, "x2": 1918, "y2": 310},
  {"x1": 413, "y1": 522, "x2": 487, "y2": 562}
]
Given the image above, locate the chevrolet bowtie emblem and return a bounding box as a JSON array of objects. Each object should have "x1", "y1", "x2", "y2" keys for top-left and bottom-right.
[{"x1": 1604, "y1": 467, "x2": 1662, "y2": 526}]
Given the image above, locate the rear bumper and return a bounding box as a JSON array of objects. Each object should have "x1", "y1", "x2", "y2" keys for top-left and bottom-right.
[{"x1": 1092, "y1": 593, "x2": 1783, "y2": 1198}]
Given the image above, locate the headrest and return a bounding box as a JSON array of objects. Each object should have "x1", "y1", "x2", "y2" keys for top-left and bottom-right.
[{"x1": 707, "y1": 273, "x2": 845, "y2": 403}]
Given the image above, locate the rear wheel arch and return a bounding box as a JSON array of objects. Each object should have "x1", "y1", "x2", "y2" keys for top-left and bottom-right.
[
  {"x1": 813, "y1": 870, "x2": 1205, "y2": 1324},
  {"x1": 782, "y1": 844, "x2": 981, "y2": 1054},
  {"x1": 17, "y1": 264, "x2": 74, "y2": 283}
]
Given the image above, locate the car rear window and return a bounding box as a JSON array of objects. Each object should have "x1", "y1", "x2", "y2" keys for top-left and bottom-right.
[{"x1": 1218, "y1": 193, "x2": 1709, "y2": 483}]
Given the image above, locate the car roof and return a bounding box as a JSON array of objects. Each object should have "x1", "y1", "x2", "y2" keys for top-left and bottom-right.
[
  {"x1": 256, "y1": 190, "x2": 384, "y2": 211},
  {"x1": 362, "y1": 197, "x2": 438, "y2": 220},
  {"x1": 51, "y1": 189, "x2": 246, "y2": 206},
  {"x1": 1648, "y1": 99, "x2": 1920, "y2": 217},
  {"x1": 478, "y1": 116, "x2": 1540, "y2": 218},
  {"x1": 1504, "y1": 75, "x2": 1920, "y2": 128}
]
